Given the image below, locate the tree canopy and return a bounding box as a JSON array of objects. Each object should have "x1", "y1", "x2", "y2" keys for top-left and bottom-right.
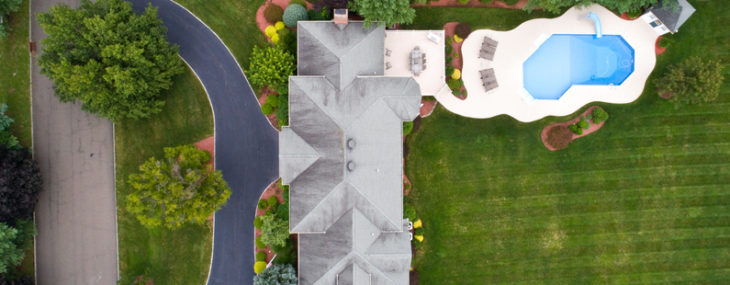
[
  {"x1": 0, "y1": 146, "x2": 42, "y2": 224},
  {"x1": 0, "y1": 0, "x2": 22, "y2": 38},
  {"x1": 126, "y1": 145, "x2": 231, "y2": 229},
  {"x1": 247, "y1": 45, "x2": 295, "y2": 94},
  {"x1": 259, "y1": 213, "x2": 289, "y2": 248},
  {"x1": 253, "y1": 264, "x2": 297, "y2": 285},
  {"x1": 37, "y1": 0, "x2": 183, "y2": 122},
  {"x1": 657, "y1": 56, "x2": 724, "y2": 105},
  {"x1": 349, "y1": 0, "x2": 415, "y2": 27},
  {"x1": 524, "y1": 0, "x2": 659, "y2": 14},
  {"x1": 0, "y1": 223, "x2": 23, "y2": 275}
]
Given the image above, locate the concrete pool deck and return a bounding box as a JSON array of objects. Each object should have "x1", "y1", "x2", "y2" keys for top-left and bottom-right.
[{"x1": 435, "y1": 4, "x2": 659, "y2": 122}]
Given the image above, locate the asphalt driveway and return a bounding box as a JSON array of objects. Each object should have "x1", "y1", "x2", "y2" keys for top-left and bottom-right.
[{"x1": 126, "y1": 0, "x2": 279, "y2": 284}]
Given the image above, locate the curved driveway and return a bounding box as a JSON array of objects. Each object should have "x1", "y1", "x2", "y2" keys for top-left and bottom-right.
[{"x1": 127, "y1": 0, "x2": 279, "y2": 284}]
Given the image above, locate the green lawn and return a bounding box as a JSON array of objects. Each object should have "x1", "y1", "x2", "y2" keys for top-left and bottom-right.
[
  {"x1": 176, "y1": 0, "x2": 267, "y2": 69},
  {"x1": 405, "y1": 1, "x2": 730, "y2": 284},
  {"x1": 0, "y1": 0, "x2": 31, "y2": 147},
  {"x1": 115, "y1": 66, "x2": 214, "y2": 284}
]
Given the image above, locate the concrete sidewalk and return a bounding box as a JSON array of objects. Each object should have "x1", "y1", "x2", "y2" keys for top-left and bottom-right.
[{"x1": 31, "y1": 0, "x2": 119, "y2": 283}]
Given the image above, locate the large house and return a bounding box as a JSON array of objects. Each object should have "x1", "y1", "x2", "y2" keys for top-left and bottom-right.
[
  {"x1": 279, "y1": 20, "x2": 423, "y2": 284},
  {"x1": 640, "y1": 0, "x2": 696, "y2": 35}
]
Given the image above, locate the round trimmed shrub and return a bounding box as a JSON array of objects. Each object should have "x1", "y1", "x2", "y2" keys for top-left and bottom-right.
[
  {"x1": 275, "y1": 21, "x2": 285, "y2": 30},
  {"x1": 254, "y1": 216, "x2": 263, "y2": 229},
  {"x1": 261, "y1": 103, "x2": 273, "y2": 115},
  {"x1": 270, "y1": 34, "x2": 280, "y2": 44},
  {"x1": 256, "y1": 236, "x2": 266, "y2": 249},
  {"x1": 454, "y1": 23, "x2": 471, "y2": 39},
  {"x1": 454, "y1": 52, "x2": 460, "y2": 58},
  {"x1": 453, "y1": 34, "x2": 463, "y2": 43},
  {"x1": 265, "y1": 25, "x2": 277, "y2": 37},
  {"x1": 446, "y1": 65, "x2": 454, "y2": 76},
  {"x1": 403, "y1": 204, "x2": 417, "y2": 221},
  {"x1": 445, "y1": 44, "x2": 453, "y2": 55},
  {"x1": 258, "y1": 199, "x2": 269, "y2": 210},
  {"x1": 267, "y1": 196, "x2": 279, "y2": 207},
  {"x1": 592, "y1": 108, "x2": 609, "y2": 124},
  {"x1": 254, "y1": 261, "x2": 267, "y2": 274},
  {"x1": 578, "y1": 117, "x2": 589, "y2": 129},
  {"x1": 445, "y1": 55, "x2": 453, "y2": 64},
  {"x1": 283, "y1": 4, "x2": 308, "y2": 28},
  {"x1": 545, "y1": 125, "x2": 573, "y2": 150},
  {"x1": 447, "y1": 78, "x2": 462, "y2": 92},
  {"x1": 266, "y1": 95, "x2": 279, "y2": 108},
  {"x1": 451, "y1": 69, "x2": 461, "y2": 80},
  {"x1": 264, "y1": 4, "x2": 284, "y2": 23},
  {"x1": 256, "y1": 251, "x2": 267, "y2": 261}
]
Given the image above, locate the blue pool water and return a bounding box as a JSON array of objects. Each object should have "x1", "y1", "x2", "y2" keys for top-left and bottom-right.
[{"x1": 523, "y1": 34, "x2": 635, "y2": 100}]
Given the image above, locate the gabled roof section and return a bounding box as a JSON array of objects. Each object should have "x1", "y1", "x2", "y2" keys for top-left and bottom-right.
[
  {"x1": 297, "y1": 21, "x2": 385, "y2": 89},
  {"x1": 650, "y1": 0, "x2": 695, "y2": 33}
]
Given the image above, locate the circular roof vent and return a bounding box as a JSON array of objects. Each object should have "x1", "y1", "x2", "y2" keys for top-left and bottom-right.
[
  {"x1": 347, "y1": 138, "x2": 356, "y2": 149},
  {"x1": 347, "y1": 161, "x2": 355, "y2": 171}
]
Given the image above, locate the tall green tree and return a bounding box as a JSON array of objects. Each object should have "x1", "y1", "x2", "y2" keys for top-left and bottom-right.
[
  {"x1": 0, "y1": 146, "x2": 42, "y2": 224},
  {"x1": 525, "y1": 0, "x2": 660, "y2": 14},
  {"x1": 37, "y1": 0, "x2": 183, "y2": 122},
  {"x1": 0, "y1": 0, "x2": 22, "y2": 38},
  {"x1": 247, "y1": 45, "x2": 295, "y2": 94},
  {"x1": 126, "y1": 145, "x2": 231, "y2": 229},
  {"x1": 259, "y1": 213, "x2": 289, "y2": 248},
  {"x1": 0, "y1": 223, "x2": 23, "y2": 275},
  {"x1": 657, "y1": 56, "x2": 724, "y2": 105},
  {"x1": 349, "y1": 0, "x2": 415, "y2": 27},
  {"x1": 0, "y1": 104, "x2": 19, "y2": 149}
]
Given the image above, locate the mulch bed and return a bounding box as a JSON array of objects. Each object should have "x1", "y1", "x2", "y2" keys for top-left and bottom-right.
[
  {"x1": 655, "y1": 36, "x2": 666, "y2": 55},
  {"x1": 254, "y1": 179, "x2": 286, "y2": 263},
  {"x1": 256, "y1": 0, "x2": 314, "y2": 41},
  {"x1": 256, "y1": 88, "x2": 281, "y2": 130},
  {"x1": 540, "y1": 106, "x2": 606, "y2": 151},
  {"x1": 443, "y1": 22, "x2": 467, "y2": 100}
]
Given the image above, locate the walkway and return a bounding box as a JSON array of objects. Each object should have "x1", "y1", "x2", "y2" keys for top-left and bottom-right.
[
  {"x1": 31, "y1": 0, "x2": 119, "y2": 283},
  {"x1": 126, "y1": 1, "x2": 279, "y2": 284},
  {"x1": 439, "y1": 4, "x2": 658, "y2": 122}
]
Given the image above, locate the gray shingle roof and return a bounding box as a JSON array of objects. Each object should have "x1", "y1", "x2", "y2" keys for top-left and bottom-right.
[
  {"x1": 280, "y1": 21, "x2": 420, "y2": 285},
  {"x1": 650, "y1": 0, "x2": 696, "y2": 33}
]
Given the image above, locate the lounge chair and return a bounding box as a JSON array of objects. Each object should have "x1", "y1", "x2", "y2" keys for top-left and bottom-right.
[
  {"x1": 386, "y1": 62, "x2": 392, "y2": 70},
  {"x1": 483, "y1": 36, "x2": 498, "y2": 47},
  {"x1": 385, "y1": 49, "x2": 392, "y2": 56}
]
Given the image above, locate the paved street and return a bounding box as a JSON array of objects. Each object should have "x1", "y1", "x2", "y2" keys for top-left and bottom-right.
[
  {"x1": 31, "y1": 0, "x2": 119, "y2": 283},
  {"x1": 126, "y1": 0, "x2": 279, "y2": 284}
]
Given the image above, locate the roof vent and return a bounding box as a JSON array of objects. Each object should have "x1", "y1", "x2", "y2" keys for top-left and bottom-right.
[
  {"x1": 346, "y1": 138, "x2": 355, "y2": 149},
  {"x1": 347, "y1": 161, "x2": 355, "y2": 171},
  {"x1": 334, "y1": 9, "x2": 348, "y2": 26}
]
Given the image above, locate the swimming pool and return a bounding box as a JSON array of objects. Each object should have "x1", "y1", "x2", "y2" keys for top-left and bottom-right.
[{"x1": 523, "y1": 34, "x2": 635, "y2": 100}]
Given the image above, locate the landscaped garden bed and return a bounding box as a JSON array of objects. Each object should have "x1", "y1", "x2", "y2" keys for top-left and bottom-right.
[{"x1": 541, "y1": 106, "x2": 609, "y2": 151}]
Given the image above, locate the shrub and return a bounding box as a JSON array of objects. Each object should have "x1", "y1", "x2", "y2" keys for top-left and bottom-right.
[
  {"x1": 445, "y1": 55, "x2": 453, "y2": 64},
  {"x1": 256, "y1": 251, "x2": 267, "y2": 261},
  {"x1": 451, "y1": 69, "x2": 461, "y2": 80},
  {"x1": 275, "y1": 21, "x2": 285, "y2": 30},
  {"x1": 568, "y1": 124, "x2": 580, "y2": 135},
  {"x1": 258, "y1": 199, "x2": 269, "y2": 210},
  {"x1": 454, "y1": 52, "x2": 460, "y2": 58},
  {"x1": 264, "y1": 4, "x2": 284, "y2": 23},
  {"x1": 275, "y1": 201, "x2": 289, "y2": 220},
  {"x1": 454, "y1": 23, "x2": 471, "y2": 39},
  {"x1": 592, "y1": 108, "x2": 609, "y2": 124},
  {"x1": 446, "y1": 65, "x2": 455, "y2": 77},
  {"x1": 403, "y1": 204, "x2": 417, "y2": 221},
  {"x1": 261, "y1": 103, "x2": 273, "y2": 115},
  {"x1": 545, "y1": 125, "x2": 573, "y2": 149},
  {"x1": 265, "y1": 25, "x2": 277, "y2": 37},
  {"x1": 577, "y1": 117, "x2": 589, "y2": 129},
  {"x1": 283, "y1": 4, "x2": 308, "y2": 28},
  {"x1": 0, "y1": 104, "x2": 19, "y2": 149},
  {"x1": 307, "y1": 7, "x2": 331, "y2": 20},
  {"x1": 270, "y1": 34, "x2": 280, "y2": 44},
  {"x1": 453, "y1": 34, "x2": 463, "y2": 43},
  {"x1": 446, "y1": 36, "x2": 452, "y2": 45},
  {"x1": 458, "y1": 0, "x2": 470, "y2": 4},
  {"x1": 248, "y1": 45, "x2": 296, "y2": 91},
  {"x1": 271, "y1": 238, "x2": 297, "y2": 265},
  {"x1": 414, "y1": 227, "x2": 424, "y2": 236},
  {"x1": 266, "y1": 95, "x2": 279, "y2": 108},
  {"x1": 254, "y1": 264, "x2": 297, "y2": 285},
  {"x1": 658, "y1": 36, "x2": 673, "y2": 49},
  {"x1": 445, "y1": 44, "x2": 453, "y2": 55},
  {"x1": 254, "y1": 216, "x2": 264, "y2": 229},
  {"x1": 254, "y1": 261, "x2": 267, "y2": 274},
  {"x1": 447, "y1": 78, "x2": 462, "y2": 92},
  {"x1": 256, "y1": 236, "x2": 266, "y2": 249},
  {"x1": 267, "y1": 196, "x2": 279, "y2": 207},
  {"x1": 276, "y1": 94, "x2": 289, "y2": 127},
  {"x1": 260, "y1": 213, "x2": 289, "y2": 248},
  {"x1": 402, "y1": 121, "x2": 414, "y2": 136},
  {"x1": 656, "y1": 56, "x2": 724, "y2": 104}
]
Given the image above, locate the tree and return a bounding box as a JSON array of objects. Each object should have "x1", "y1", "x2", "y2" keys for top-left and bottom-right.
[
  {"x1": 126, "y1": 145, "x2": 231, "y2": 229},
  {"x1": 0, "y1": 104, "x2": 19, "y2": 149},
  {"x1": 657, "y1": 56, "x2": 724, "y2": 105},
  {"x1": 37, "y1": 0, "x2": 184, "y2": 122},
  {"x1": 259, "y1": 213, "x2": 289, "y2": 248},
  {"x1": 0, "y1": 0, "x2": 22, "y2": 38},
  {"x1": 0, "y1": 223, "x2": 23, "y2": 275},
  {"x1": 248, "y1": 45, "x2": 295, "y2": 94},
  {"x1": 0, "y1": 146, "x2": 42, "y2": 224},
  {"x1": 283, "y1": 4, "x2": 308, "y2": 28},
  {"x1": 253, "y1": 264, "x2": 297, "y2": 285},
  {"x1": 349, "y1": 0, "x2": 415, "y2": 27},
  {"x1": 524, "y1": 0, "x2": 660, "y2": 14}
]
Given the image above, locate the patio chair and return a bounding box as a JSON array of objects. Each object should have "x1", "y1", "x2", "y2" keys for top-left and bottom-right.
[
  {"x1": 386, "y1": 49, "x2": 392, "y2": 56},
  {"x1": 386, "y1": 62, "x2": 392, "y2": 70},
  {"x1": 480, "y1": 68, "x2": 494, "y2": 79},
  {"x1": 483, "y1": 36, "x2": 498, "y2": 47}
]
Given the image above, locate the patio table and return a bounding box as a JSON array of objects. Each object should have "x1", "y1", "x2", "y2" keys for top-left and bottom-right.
[{"x1": 411, "y1": 47, "x2": 423, "y2": 76}]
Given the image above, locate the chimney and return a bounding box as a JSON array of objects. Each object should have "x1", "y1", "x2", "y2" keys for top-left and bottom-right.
[{"x1": 334, "y1": 9, "x2": 348, "y2": 25}]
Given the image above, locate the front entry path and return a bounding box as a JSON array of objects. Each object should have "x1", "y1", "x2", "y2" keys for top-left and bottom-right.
[
  {"x1": 31, "y1": 0, "x2": 119, "y2": 283},
  {"x1": 127, "y1": 1, "x2": 279, "y2": 284}
]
